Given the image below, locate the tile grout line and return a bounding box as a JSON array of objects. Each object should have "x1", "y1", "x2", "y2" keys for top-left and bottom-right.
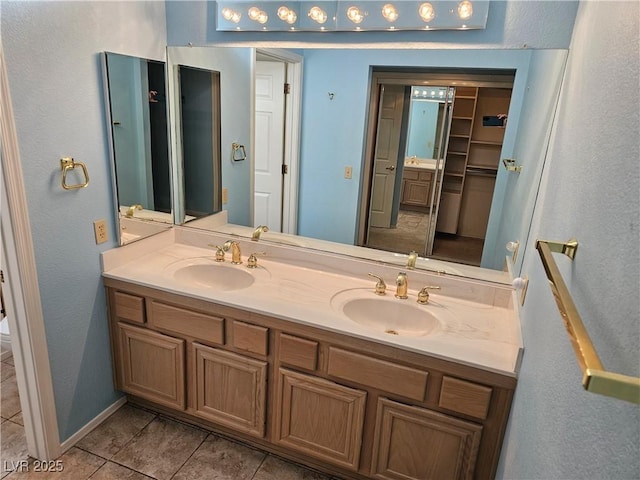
[
  {"x1": 249, "y1": 453, "x2": 269, "y2": 480},
  {"x1": 168, "y1": 433, "x2": 209, "y2": 480}
]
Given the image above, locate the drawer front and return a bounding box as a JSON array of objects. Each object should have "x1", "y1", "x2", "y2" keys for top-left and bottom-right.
[
  {"x1": 278, "y1": 333, "x2": 318, "y2": 371},
  {"x1": 403, "y1": 169, "x2": 420, "y2": 180},
  {"x1": 114, "y1": 291, "x2": 145, "y2": 324},
  {"x1": 327, "y1": 348, "x2": 428, "y2": 402},
  {"x1": 439, "y1": 376, "x2": 492, "y2": 420},
  {"x1": 232, "y1": 320, "x2": 269, "y2": 356},
  {"x1": 418, "y1": 170, "x2": 434, "y2": 182},
  {"x1": 149, "y1": 301, "x2": 224, "y2": 345}
]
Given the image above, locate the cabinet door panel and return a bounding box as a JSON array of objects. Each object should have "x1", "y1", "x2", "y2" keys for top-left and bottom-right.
[
  {"x1": 371, "y1": 398, "x2": 482, "y2": 480},
  {"x1": 275, "y1": 369, "x2": 366, "y2": 471},
  {"x1": 194, "y1": 343, "x2": 267, "y2": 437},
  {"x1": 118, "y1": 322, "x2": 185, "y2": 409}
]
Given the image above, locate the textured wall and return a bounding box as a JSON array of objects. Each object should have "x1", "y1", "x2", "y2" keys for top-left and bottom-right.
[
  {"x1": 1, "y1": 1, "x2": 167, "y2": 441},
  {"x1": 497, "y1": 1, "x2": 640, "y2": 478}
]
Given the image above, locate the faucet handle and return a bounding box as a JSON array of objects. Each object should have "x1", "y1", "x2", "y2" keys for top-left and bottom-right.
[
  {"x1": 367, "y1": 273, "x2": 387, "y2": 295},
  {"x1": 247, "y1": 251, "x2": 266, "y2": 269},
  {"x1": 417, "y1": 286, "x2": 441, "y2": 305},
  {"x1": 208, "y1": 244, "x2": 226, "y2": 262}
]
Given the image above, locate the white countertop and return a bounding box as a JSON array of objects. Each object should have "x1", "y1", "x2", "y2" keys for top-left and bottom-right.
[{"x1": 102, "y1": 228, "x2": 523, "y2": 377}]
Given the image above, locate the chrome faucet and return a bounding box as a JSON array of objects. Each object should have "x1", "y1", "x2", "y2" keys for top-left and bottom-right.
[
  {"x1": 252, "y1": 225, "x2": 269, "y2": 241},
  {"x1": 395, "y1": 272, "x2": 408, "y2": 299},
  {"x1": 223, "y1": 240, "x2": 242, "y2": 264},
  {"x1": 125, "y1": 204, "x2": 143, "y2": 218},
  {"x1": 407, "y1": 250, "x2": 418, "y2": 269}
]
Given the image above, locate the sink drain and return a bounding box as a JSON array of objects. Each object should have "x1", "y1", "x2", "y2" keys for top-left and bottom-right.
[{"x1": 385, "y1": 329, "x2": 399, "y2": 335}]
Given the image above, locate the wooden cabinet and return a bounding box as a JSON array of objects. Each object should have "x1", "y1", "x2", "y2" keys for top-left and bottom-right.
[
  {"x1": 193, "y1": 343, "x2": 267, "y2": 437},
  {"x1": 105, "y1": 280, "x2": 516, "y2": 480},
  {"x1": 274, "y1": 368, "x2": 367, "y2": 471},
  {"x1": 117, "y1": 322, "x2": 185, "y2": 410},
  {"x1": 401, "y1": 168, "x2": 435, "y2": 210},
  {"x1": 371, "y1": 398, "x2": 482, "y2": 480}
]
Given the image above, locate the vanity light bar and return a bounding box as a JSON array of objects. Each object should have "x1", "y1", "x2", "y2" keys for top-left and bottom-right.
[{"x1": 216, "y1": 1, "x2": 489, "y2": 31}]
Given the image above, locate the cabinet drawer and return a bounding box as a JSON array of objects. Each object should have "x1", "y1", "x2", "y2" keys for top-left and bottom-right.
[
  {"x1": 278, "y1": 333, "x2": 318, "y2": 371},
  {"x1": 149, "y1": 301, "x2": 224, "y2": 345},
  {"x1": 439, "y1": 376, "x2": 492, "y2": 420},
  {"x1": 418, "y1": 170, "x2": 434, "y2": 182},
  {"x1": 114, "y1": 291, "x2": 145, "y2": 324},
  {"x1": 327, "y1": 348, "x2": 428, "y2": 402},
  {"x1": 403, "y1": 169, "x2": 420, "y2": 180},
  {"x1": 232, "y1": 320, "x2": 268, "y2": 356}
]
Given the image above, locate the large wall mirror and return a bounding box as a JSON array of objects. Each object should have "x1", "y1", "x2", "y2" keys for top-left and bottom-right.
[
  {"x1": 162, "y1": 46, "x2": 568, "y2": 284},
  {"x1": 102, "y1": 52, "x2": 173, "y2": 245}
]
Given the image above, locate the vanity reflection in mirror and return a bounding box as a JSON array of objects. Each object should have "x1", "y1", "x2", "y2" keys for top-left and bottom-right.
[
  {"x1": 166, "y1": 46, "x2": 568, "y2": 283},
  {"x1": 102, "y1": 52, "x2": 172, "y2": 245}
]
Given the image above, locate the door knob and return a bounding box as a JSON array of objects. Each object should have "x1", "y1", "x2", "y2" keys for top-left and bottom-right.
[{"x1": 386, "y1": 165, "x2": 396, "y2": 171}]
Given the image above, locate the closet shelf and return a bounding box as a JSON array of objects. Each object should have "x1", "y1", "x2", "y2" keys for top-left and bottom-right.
[{"x1": 470, "y1": 140, "x2": 503, "y2": 146}]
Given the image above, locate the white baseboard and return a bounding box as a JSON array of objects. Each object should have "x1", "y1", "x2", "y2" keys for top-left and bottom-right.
[{"x1": 59, "y1": 396, "x2": 127, "y2": 454}]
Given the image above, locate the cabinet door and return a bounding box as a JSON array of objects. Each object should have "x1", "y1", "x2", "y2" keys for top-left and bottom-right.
[
  {"x1": 371, "y1": 398, "x2": 482, "y2": 480},
  {"x1": 193, "y1": 343, "x2": 267, "y2": 437},
  {"x1": 402, "y1": 179, "x2": 432, "y2": 207},
  {"x1": 274, "y1": 369, "x2": 366, "y2": 471},
  {"x1": 118, "y1": 322, "x2": 185, "y2": 410}
]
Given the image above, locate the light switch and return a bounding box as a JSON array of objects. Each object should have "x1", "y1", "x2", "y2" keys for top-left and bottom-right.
[{"x1": 344, "y1": 166, "x2": 353, "y2": 179}]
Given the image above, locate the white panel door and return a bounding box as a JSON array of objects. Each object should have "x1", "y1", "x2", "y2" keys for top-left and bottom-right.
[
  {"x1": 369, "y1": 85, "x2": 405, "y2": 228},
  {"x1": 254, "y1": 61, "x2": 285, "y2": 230}
]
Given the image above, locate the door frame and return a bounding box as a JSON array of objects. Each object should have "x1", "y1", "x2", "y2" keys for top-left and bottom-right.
[
  {"x1": 254, "y1": 49, "x2": 303, "y2": 235},
  {"x1": 0, "y1": 46, "x2": 61, "y2": 460},
  {"x1": 357, "y1": 70, "x2": 515, "y2": 248}
]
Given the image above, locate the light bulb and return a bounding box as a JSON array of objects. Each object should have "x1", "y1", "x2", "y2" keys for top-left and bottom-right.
[
  {"x1": 457, "y1": 0, "x2": 473, "y2": 20},
  {"x1": 256, "y1": 10, "x2": 268, "y2": 24},
  {"x1": 308, "y1": 6, "x2": 328, "y2": 24},
  {"x1": 248, "y1": 6, "x2": 261, "y2": 20},
  {"x1": 347, "y1": 6, "x2": 364, "y2": 24},
  {"x1": 231, "y1": 12, "x2": 241, "y2": 23},
  {"x1": 278, "y1": 6, "x2": 297, "y2": 24},
  {"x1": 381, "y1": 4, "x2": 398, "y2": 22},
  {"x1": 418, "y1": 3, "x2": 435, "y2": 22},
  {"x1": 222, "y1": 7, "x2": 239, "y2": 21}
]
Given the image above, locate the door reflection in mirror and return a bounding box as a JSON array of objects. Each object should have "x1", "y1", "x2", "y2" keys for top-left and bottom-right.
[
  {"x1": 178, "y1": 65, "x2": 222, "y2": 218},
  {"x1": 364, "y1": 75, "x2": 513, "y2": 267}
]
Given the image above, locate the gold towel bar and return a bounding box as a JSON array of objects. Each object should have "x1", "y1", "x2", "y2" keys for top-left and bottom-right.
[
  {"x1": 536, "y1": 239, "x2": 640, "y2": 404},
  {"x1": 60, "y1": 157, "x2": 89, "y2": 190}
]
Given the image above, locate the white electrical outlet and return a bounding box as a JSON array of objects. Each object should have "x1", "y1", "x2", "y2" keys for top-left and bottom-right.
[
  {"x1": 94, "y1": 219, "x2": 108, "y2": 244},
  {"x1": 344, "y1": 166, "x2": 353, "y2": 179}
]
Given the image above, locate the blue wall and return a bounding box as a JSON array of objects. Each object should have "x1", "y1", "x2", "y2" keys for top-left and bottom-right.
[
  {"x1": 296, "y1": 48, "x2": 534, "y2": 244},
  {"x1": 1, "y1": 0, "x2": 167, "y2": 442}
]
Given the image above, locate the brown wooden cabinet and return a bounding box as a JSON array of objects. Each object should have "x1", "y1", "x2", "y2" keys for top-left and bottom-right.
[
  {"x1": 371, "y1": 398, "x2": 482, "y2": 480},
  {"x1": 274, "y1": 368, "x2": 367, "y2": 471},
  {"x1": 105, "y1": 280, "x2": 516, "y2": 480},
  {"x1": 193, "y1": 343, "x2": 267, "y2": 437},
  {"x1": 401, "y1": 168, "x2": 435, "y2": 210},
  {"x1": 117, "y1": 322, "x2": 185, "y2": 410}
]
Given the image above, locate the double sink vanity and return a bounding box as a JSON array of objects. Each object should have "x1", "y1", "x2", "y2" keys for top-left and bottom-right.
[{"x1": 101, "y1": 225, "x2": 522, "y2": 480}]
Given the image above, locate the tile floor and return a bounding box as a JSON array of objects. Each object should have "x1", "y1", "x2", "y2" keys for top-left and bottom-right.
[{"x1": 0, "y1": 355, "x2": 338, "y2": 479}]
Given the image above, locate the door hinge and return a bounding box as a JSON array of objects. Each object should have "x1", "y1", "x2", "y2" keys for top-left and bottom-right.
[
  {"x1": 0, "y1": 270, "x2": 4, "y2": 283},
  {"x1": 284, "y1": 83, "x2": 291, "y2": 94},
  {"x1": 281, "y1": 164, "x2": 288, "y2": 175}
]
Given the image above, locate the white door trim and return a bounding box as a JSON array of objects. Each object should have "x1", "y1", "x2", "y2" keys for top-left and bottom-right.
[
  {"x1": 255, "y1": 48, "x2": 303, "y2": 235},
  {"x1": 0, "y1": 46, "x2": 61, "y2": 460}
]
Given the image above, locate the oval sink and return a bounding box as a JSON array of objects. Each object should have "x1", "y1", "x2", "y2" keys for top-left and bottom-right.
[
  {"x1": 173, "y1": 263, "x2": 255, "y2": 291},
  {"x1": 341, "y1": 298, "x2": 441, "y2": 336},
  {"x1": 331, "y1": 289, "x2": 448, "y2": 337}
]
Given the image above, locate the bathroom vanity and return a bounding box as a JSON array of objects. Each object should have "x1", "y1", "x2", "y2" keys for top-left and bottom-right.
[{"x1": 102, "y1": 228, "x2": 522, "y2": 480}]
